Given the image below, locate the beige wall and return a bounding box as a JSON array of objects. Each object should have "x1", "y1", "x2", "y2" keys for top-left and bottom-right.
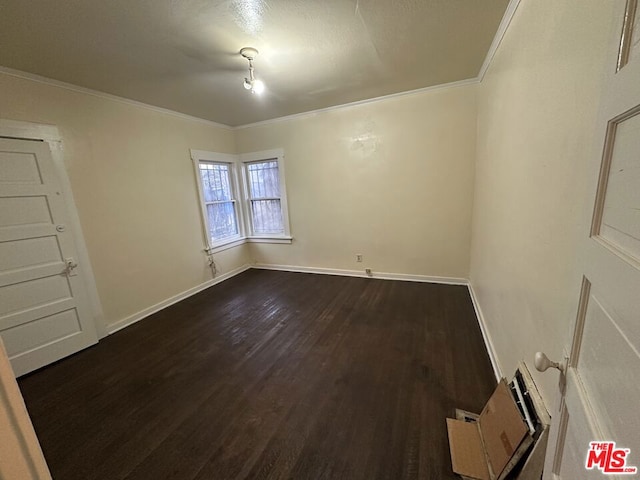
[
  {"x1": 237, "y1": 84, "x2": 478, "y2": 279},
  {"x1": 469, "y1": 0, "x2": 616, "y2": 401},
  {"x1": 0, "y1": 72, "x2": 477, "y2": 335},
  {"x1": 0, "y1": 72, "x2": 251, "y2": 331},
  {"x1": 4, "y1": 0, "x2": 618, "y2": 391}
]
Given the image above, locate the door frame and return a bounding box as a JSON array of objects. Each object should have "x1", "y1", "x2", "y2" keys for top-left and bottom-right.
[
  {"x1": 0, "y1": 337, "x2": 52, "y2": 479},
  {"x1": 0, "y1": 119, "x2": 106, "y2": 338}
]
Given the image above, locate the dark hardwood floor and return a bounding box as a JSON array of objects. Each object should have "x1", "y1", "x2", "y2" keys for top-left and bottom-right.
[{"x1": 18, "y1": 269, "x2": 496, "y2": 480}]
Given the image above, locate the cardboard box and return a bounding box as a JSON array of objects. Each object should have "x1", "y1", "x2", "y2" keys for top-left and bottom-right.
[
  {"x1": 446, "y1": 379, "x2": 531, "y2": 480},
  {"x1": 506, "y1": 363, "x2": 551, "y2": 480}
]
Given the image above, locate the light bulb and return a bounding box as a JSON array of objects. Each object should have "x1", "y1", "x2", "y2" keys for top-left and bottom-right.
[
  {"x1": 251, "y1": 79, "x2": 265, "y2": 94},
  {"x1": 243, "y1": 78, "x2": 252, "y2": 90}
]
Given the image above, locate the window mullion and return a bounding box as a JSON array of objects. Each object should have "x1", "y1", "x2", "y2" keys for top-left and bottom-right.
[
  {"x1": 248, "y1": 196, "x2": 280, "y2": 202},
  {"x1": 205, "y1": 200, "x2": 237, "y2": 205}
]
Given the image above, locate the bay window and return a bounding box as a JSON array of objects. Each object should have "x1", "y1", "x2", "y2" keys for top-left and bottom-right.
[{"x1": 191, "y1": 148, "x2": 291, "y2": 253}]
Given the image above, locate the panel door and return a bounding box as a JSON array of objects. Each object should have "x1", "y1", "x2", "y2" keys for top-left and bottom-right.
[
  {"x1": 0, "y1": 137, "x2": 98, "y2": 376},
  {"x1": 545, "y1": 2, "x2": 640, "y2": 478}
]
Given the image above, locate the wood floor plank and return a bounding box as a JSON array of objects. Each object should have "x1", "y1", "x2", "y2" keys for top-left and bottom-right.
[{"x1": 18, "y1": 270, "x2": 496, "y2": 480}]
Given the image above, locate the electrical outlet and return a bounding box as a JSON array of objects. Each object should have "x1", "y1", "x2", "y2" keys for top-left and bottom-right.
[
  {"x1": 365, "y1": 268, "x2": 372, "y2": 276},
  {"x1": 356, "y1": 254, "x2": 363, "y2": 262}
]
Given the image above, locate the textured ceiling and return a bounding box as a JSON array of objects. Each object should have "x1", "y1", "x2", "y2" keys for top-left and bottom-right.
[{"x1": 0, "y1": 0, "x2": 509, "y2": 126}]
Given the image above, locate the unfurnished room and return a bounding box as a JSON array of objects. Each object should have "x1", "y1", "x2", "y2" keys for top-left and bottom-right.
[{"x1": 0, "y1": 1, "x2": 639, "y2": 479}]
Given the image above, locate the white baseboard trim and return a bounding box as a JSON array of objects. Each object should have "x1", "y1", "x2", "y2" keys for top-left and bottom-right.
[
  {"x1": 252, "y1": 263, "x2": 468, "y2": 285},
  {"x1": 467, "y1": 282, "x2": 503, "y2": 381},
  {"x1": 105, "y1": 262, "x2": 501, "y2": 385},
  {"x1": 106, "y1": 264, "x2": 252, "y2": 335},
  {"x1": 255, "y1": 264, "x2": 500, "y2": 379}
]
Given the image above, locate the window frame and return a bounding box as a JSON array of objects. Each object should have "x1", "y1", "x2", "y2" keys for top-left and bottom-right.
[
  {"x1": 191, "y1": 150, "x2": 245, "y2": 252},
  {"x1": 239, "y1": 148, "x2": 291, "y2": 241},
  {"x1": 191, "y1": 148, "x2": 291, "y2": 254}
]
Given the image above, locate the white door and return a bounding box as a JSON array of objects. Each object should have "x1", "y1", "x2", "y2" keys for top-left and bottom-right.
[
  {"x1": 0, "y1": 137, "x2": 98, "y2": 377},
  {"x1": 544, "y1": 2, "x2": 640, "y2": 479}
]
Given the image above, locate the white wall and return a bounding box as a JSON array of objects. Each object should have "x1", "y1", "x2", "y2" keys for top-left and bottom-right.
[
  {"x1": 469, "y1": 0, "x2": 616, "y2": 401},
  {"x1": 0, "y1": 72, "x2": 251, "y2": 331},
  {"x1": 237, "y1": 84, "x2": 479, "y2": 280}
]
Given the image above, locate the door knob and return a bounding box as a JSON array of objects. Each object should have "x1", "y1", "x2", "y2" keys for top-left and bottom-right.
[
  {"x1": 534, "y1": 352, "x2": 564, "y2": 373},
  {"x1": 64, "y1": 258, "x2": 79, "y2": 277}
]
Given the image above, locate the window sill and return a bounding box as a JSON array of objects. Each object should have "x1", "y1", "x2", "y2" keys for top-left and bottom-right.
[
  {"x1": 246, "y1": 236, "x2": 293, "y2": 244},
  {"x1": 207, "y1": 235, "x2": 292, "y2": 254},
  {"x1": 207, "y1": 238, "x2": 246, "y2": 254}
]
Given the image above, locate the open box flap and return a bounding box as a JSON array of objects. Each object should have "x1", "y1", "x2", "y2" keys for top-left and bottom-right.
[
  {"x1": 446, "y1": 418, "x2": 490, "y2": 480},
  {"x1": 478, "y1": 379, "x2": 529, "y2": 478}
]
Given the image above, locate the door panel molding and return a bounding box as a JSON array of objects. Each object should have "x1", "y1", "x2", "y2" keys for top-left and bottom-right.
[
  {"x1": 0, "y1": 134, "x2": 100, "y2": 375},
  {"x1": 590, "y1": 103, "x2": 640, "y2": 270},
  {"x1": 569, "y1": 276, "x2": 591, "y2": 368},
  {"x1": 617, "y1": 0, "x2": 639, "y2": 71},
  {"x1": 0, "y1": 119, "x2": 106, "y2": 339}
]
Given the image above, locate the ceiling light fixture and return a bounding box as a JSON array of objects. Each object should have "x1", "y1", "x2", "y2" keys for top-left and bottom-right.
[{"x1": 240, "y1": 47, "x2": 265, "y2": 95}]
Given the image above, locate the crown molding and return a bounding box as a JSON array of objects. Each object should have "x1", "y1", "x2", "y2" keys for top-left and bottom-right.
[
  {"x1": 0, "y1": 66, "x2": 232, "y2": 130},
  {"x1": 234, "y1": 77, "x2": 480, "y2": 130},
  {"x1": 2, "y1": 0, "x2": 520, "y2": 133},
  {"x1": 477, "y1": 0, "x2": 522, "y2": 82},
  {"x1": 1, "y1": 65, "x2": 479, "y2": 131}
]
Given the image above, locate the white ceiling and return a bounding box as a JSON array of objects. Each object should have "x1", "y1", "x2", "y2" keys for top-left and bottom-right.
[{"x1": 0, "y1": 0, "x2": 509, "y2": 126}]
